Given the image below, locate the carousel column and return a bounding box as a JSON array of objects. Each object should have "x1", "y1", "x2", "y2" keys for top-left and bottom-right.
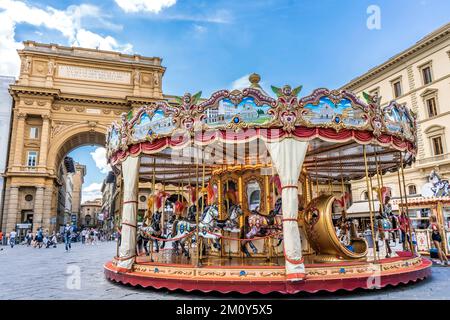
[
  {"x1": 265, "y1": 138, "x2": 308, "y2": 281},
  {"x1": 117, "y1": 156, "x2": 140, "y2": 271}
]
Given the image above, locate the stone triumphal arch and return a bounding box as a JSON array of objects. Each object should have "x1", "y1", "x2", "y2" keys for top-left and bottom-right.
[{"x1": 1, "y1": 41, "x2": 165, "y2": 234}]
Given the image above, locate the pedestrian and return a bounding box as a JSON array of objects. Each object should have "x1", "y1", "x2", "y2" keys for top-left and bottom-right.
[
  {"x1": 429, "y1": 215, "x2": 449, "y2": 266},
  {"x1": 90, "y1": 228, "x2": 96, "y2": 245},
  {"x1": 390, "y1": 213, "x2": 398, "y2": 245},
  {"x1": 36, "y1": 227, "x2": 44, "y2": 248},
  {"x1": 26, "y1": 230, "x2": 33, "y2": 246},
  {"x1": 9, "y1": 230, "x2": 17, "y2": 248},
  {"x1": 0, "y1": 230, "x2": 3, "y2": 249},
  {"x1": 81, "y1": 228, "x2": 86, "y2": 244},
  {"x1": 64, "y1": 223, "x2": 72, "y2": 252},
  {"x1": 398, "y1": 209, "x2": 411, "y2": 251},
  {"x1": 51, "y1": 232, "x2": 57, "y2": 248}
]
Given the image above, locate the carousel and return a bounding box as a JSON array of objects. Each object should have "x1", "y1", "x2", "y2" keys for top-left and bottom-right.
[{"x1": 103, "y1": 74, "x2": 431, "y2": 294}]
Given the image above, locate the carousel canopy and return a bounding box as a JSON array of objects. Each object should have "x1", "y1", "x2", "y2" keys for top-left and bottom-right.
[{"x1": 106, "y1": 74, "x2": 417, "y2": 184}]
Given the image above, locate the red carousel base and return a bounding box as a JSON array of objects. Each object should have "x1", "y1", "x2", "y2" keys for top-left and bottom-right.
[{"x1": 104, "y1": 254, "x2": 432, "y2": 295}]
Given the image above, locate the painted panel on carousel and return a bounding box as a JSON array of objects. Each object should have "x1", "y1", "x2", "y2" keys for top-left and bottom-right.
[
  {"x1": 203, "y1": 96, "x2": 272, "y2": 127},
  {"x1": 302, "y1": 97, "x2": 367, "y2": 127},
  {"x1": 131, "y1": 109, "x2": 174, "y2": 141},
  {"x1": 107, "y1": 126, "x2": 120, "y2": 151},
  {"x1": 383, "y1": 102, "x2": 415, "y2": 138}
]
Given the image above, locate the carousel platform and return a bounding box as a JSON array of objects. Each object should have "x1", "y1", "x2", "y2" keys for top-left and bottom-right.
[{"x1": 104, "y1": 251, "x2": 432, "y2": 294}]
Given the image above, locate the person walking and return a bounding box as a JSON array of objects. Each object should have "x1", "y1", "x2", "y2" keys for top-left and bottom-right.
[
  {"x1": 64, "y1": 223, "x2": 73, "y2": 252},
  {"x1": 429, "y1": 215, "x2": 449, "y2": 266},
  {"x1": 26, "y1": 230, "x2": 33, "y2": 246},
  {"x1": 36, "y1": 227, "x2": 44, "y2": 248},
  {"x1": 81, "y1": 228, "x2": 86, "y2": 244},
  {"x1": 399, "y1": 209, "x2": 411, "y2": 251},
  {"x1": 9, "y1": 230, "x2": 17, "y2": 248}
]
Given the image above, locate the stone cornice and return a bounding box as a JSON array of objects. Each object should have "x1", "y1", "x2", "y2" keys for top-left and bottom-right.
[
  {"x1": 341, "y1": 23, "x2": 450, "y2": 91},
  {"x1": 59, "y1": 93, "x2": 128, "y2": 106},
  {"x1": 19, "y1": 41, "x2": 166, "y2": 74},
  {"x1": 9, "y1": 85, "x2": 60, "y2": 97}
]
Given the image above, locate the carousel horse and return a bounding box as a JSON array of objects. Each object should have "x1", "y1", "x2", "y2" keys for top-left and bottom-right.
[
  {"x1": 170, "y1": 201, "x2": 196, "y2": 257},
  {"x1": 375, "y1": 186, "x2": 393, "y2": 258},
  {"x1": 137, "y1": 210, "x2": 166, "y2": 256},
  {"x1": 216, "y1": 203, "x2": 243, "y2": 233},
  {"x1": 241, "y1": 198, "x2": 283, "y2": 257}
]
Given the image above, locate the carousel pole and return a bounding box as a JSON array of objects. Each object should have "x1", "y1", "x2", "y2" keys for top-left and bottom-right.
[
  {"x1": 195, "y1": 147, "x2": 201, "y2": 267},
  {"x1": 315, "y1": 157, "x2": 319, "y2": 196},
  {"x1": 200, "y1": 148, "x2": 207, "y2": 263},
  {"x1": 363, "y1": 145, "x2": 378, "y2": 262},
  {"x1": 368, "y1": 169, "x2": 379, "y2": 261},
  {"x1": 399, "y1": 152, "x2": 415, "y2": 255},
  {"x1": 397, "y1": 165, "x2": 412, "y2": 253},
  {"x1": 162, "y1": 161, "x2": 166, "y2": 237},
  {"x1": 340, "y1": 160, "x2": 347, "y2": 220},
  {"x1": 237, "y1": 171, "x2": 244, "y2": 259}
]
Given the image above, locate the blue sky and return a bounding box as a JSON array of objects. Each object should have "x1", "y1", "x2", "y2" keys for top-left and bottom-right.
[{"x1": 1, "y1": 0, "x2": 449, "y2": 201}]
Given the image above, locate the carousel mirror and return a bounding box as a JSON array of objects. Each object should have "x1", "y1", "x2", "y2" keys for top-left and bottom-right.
[{"x1": 247, "y1": 180, "x2": 261, "y2": 212}]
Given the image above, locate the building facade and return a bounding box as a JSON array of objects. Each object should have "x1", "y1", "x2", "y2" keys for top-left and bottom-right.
[
  {"x1": 342, "y1": 23, "x2": 450, "y2": 217},
  {"x1": 0, "y1": 76, "x2": 15, "y2": 232},
  {"x1": 0, "y1": 41, "x2": 165, "y2": 234},
  {"x1": 80, "y1": 198, "x2": 102, "y2": 227},
  {"x1": 71, "y1": 163, "x2": 86, "y2": 225}
]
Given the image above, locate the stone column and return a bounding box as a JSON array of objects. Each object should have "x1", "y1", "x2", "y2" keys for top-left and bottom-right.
[
  {"x1": 38, "y1": 115, "x2": 50, "y2": 172},
  {"x1": 1, "y1": 187, "x2": 10, "y2": 233},
  {"x1": 42, "y1": 186, "x2": 53, "y2": 232},
  {"x1": 13, "y1": 113, "x2": 26, "y2": 171},
  {"x1": 5, "y1": 187, "x2": 19, "y2": 233},
  {"x1": 33, "y1": 186, "x2": 45, "y2": 233}
]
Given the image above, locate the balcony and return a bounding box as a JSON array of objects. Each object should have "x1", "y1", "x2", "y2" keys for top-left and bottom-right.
[{"x1": 416, "y1": 152, "x2": 450, "y2": 166}]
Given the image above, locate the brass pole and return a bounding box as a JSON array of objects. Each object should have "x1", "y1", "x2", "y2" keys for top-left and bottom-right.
[
  {"x1": 399, "y1": 152, "x2": 415, "y2": 255},
  {"x1": 369, "y1": 173, "x2": 379, "y2": 261},
  {"x1": 363, "y1": 145, "x2": 378, "y2": 262},
  {"x1": 200, "y1": 149, "x2": 206, "y2": 260},
  {"x1": 315, "y1": 157, "x2": 319, "y2": 196},
  {"x1": 195, "y1": 147, "x2": 201, "y2": 267}
]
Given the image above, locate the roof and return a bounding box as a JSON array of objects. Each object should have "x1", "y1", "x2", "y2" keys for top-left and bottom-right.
[{"x1": 341, "y1": 22, "x2": 450, "y2": 91}]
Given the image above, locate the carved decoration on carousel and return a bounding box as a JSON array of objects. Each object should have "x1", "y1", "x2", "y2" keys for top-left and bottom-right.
[{"x1": 104, "y1": 74, "x2": 431, "y2": 295}]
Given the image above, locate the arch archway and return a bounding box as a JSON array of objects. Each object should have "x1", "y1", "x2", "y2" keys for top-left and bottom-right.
[{"x1": 47, "y1": 123, "x2": 108, "y2": 176}]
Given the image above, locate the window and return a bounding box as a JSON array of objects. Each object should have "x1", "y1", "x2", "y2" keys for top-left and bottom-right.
[
  {"x1": 421, "y1": 66, "x2": 433, "y2": 85},
  {"x1": 408, "y1": 185, "x2": 417, "y2": 195},
  {"x1": 392, "y1": 80, "x2": 402, "y2": 98},
  {"x1": 432, "y1": 136, "x2": 444, "y2": 155},
  {"x1": 369, "y1": 88, "x2": 379, "y2": 99},
  {"x1": 361, "y1": 191, "x2": 368, "y2": 200},
  {"x1": 426, "y1": 97, "x2": 438, "y2": 117},
  {"x1": 29, "y1": 127, "x2": 39, "y2": 139},
  {"x1": 27, "y1": 151, "x2": 37, "y2": 167}
]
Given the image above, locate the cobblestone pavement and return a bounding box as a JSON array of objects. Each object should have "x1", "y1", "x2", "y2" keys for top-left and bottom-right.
[{"x1": 0, "y1": 241, "x2": 449, "y2": 300}]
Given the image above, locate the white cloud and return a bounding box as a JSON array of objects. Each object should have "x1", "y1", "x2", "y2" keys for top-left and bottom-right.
[
  {"x1": 230, "y1": 74, "x2": 251, "y2": 90},
  {"x1": 90, "y1": 147, "x2": 111, "y2": 174},
  {"x1": 82, "y1": 182, "x2": 103, "y2": 202},
  {"x1": 0, "y1": 0, "x2": 133, "y2": 77},
  {"x1": 115, "y1": 0, "x2": 177, "y2": 13}
]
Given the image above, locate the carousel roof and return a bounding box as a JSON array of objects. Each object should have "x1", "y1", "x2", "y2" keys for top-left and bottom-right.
[{"x1": 105, "y1": 75, "x2": 417, "y2": 184}]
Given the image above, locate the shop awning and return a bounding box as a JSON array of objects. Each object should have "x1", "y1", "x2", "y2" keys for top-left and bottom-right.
[{"x1": 346, "y1": 200, "x2": 399, "y2": 217}]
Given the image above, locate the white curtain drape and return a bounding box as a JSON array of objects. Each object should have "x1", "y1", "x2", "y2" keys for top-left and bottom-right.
[
  {"x1": 265, "y1": 138, "x2": 308, "y2": 281},
  {"x1": 117, "y1": 156, "x2": 140, "y2": 270}
]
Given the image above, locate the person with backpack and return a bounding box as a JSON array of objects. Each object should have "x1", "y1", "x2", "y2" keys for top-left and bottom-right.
[{"x1": 64, "y1": 223, "x2": 73, "y2": 252}]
